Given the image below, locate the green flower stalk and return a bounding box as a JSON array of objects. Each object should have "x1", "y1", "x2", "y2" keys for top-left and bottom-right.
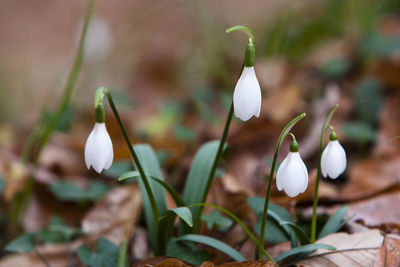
[
  {"x1": 258, "y1": 113, "x2": 306, "y2": 259},
  {"x1": 310, "y1": 104, "x2": 339, "y2": 243},
  {"x1": 92, "y1": 86, "x2": 159, "y2": 229}
]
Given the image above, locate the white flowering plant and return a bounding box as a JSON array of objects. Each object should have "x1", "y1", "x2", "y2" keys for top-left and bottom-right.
[{"x1": 79, "y1": 26, "x2": 354, "y2": 266}]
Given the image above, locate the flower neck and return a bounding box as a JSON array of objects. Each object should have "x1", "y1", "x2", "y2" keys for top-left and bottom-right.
[
  {"x1": 96, "y1": 104, "x2": 105, "y2": 123},
  {"x1": 330, "y1": 130, "x2": 338, "y2": 141},
  {"x1": 244, "y1": 42, "x2": 255, "y2": 67}
]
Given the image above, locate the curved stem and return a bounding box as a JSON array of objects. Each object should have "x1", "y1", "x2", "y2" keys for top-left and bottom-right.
[
  {"x1": 193, "y1": 102, "x2": 234, "y2": 232},
  {"x1": 258, "y1": 113, "x2": 306, "y2": 259},
  {"x1": 97, "y1": 87, "x2": 159, "y2": 228},
  {"x1": 226, "y1": 25, "x2": 255, "y2": 43},
  {"x1": 310, "y1": 104, "x2": 338, "y2": 243},
  {"x1": 189, "y1": 203, "x2": 274, "y2": 262}
]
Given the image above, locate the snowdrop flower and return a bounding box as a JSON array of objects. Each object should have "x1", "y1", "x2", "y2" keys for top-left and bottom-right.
[
  {"x1": 233, "y1": 41, "x2": 262, "y2": 121},
  {"x1": 321, "y1": 130, "x2": 346, "y2": 179},
  {"x1": 84, "y1": 105, "x2": 113, "y2": 173},
  {"x1": 276, "y1": 137, "x2": 308, "y2": 197}
]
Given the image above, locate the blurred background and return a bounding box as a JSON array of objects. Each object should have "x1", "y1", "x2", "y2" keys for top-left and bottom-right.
[{"x1": 1, "y1": 0, "x2": 400, "y2": 265}]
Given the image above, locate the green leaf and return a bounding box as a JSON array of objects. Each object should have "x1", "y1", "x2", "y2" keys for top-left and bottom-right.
[
  {"x1": 354, "y1": 77, "x2": 382, "y2": 125},
  {"x1": 158, "y1": 207, "x2": 193, "y2": 253},
  {"x1": 320, "y1": 58, "x2": 350, "y2": 79},
  {"x1": 50, "y1": 180, "x2": 109, "y2": 202},
  {"x1": 176, "y1": 234, "x2": 246, "y2": 262},
  {"x1": 361, "y1": 32, "x2": 400, "y2": 57},
  {"x1": 247, "y1": 197, "x2": 298, "y2": 246},
  {"x1": 280, "y1": 222, "x2": 311, "y2": 245},
  {"x1": 201, "y1": 209, "x2": 233, "y2": 231},
  {"x1": 0, "y1": 175, "x2": 5, "y2": 195},
  {"x1": 104, "y1": 160, "x2": 132, "y2": 178},
  {"x1": 37, "y1": 216, "x2": 81, "y2": 244},
  {"x1": 5, "y1": 233, "x2": 36, "y2": 253},
  {"x1": 133, "y1": 144, "x2": 167, "y2": 256},
  {"x1": 118, "y1": 171, "x2": 186, "y2": 207},
  {"x1": 174, "y1": 124, "x2": 197, "y2": 142},
  {"x1": 275, "y1": 243, "x2": 336, "y2": 263},
  {"x1": 166, "y1": 237, "x2": 210, "y2": 265},
  {"x1": 342, "y1": 122, "x2": 375, "y2": 143},
  {"x1": 319, "y1": 205, "x2": 349, "y2": 239},
  {"x1": 49, "y1": 181, "x2": 85, "y2": 201},
  {"x1": 182, "y1": 141, "x2": 225, "y2": 232},
  {"x1": 77, "y1": 237, "x2": 120, "y2": 267},
  {"x1": 86, "y1": 181, "x2": 110, "y2": 201}
]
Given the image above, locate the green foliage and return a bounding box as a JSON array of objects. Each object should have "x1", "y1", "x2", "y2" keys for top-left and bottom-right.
[
  {"x1": 6, "y1": 217, "x2": 80, "y2": 253},
  {"x1": 5, "y1": 233, "x2": 36, "y2": 253},
  {"x1": 41, "y1": 107, "x2": 74, "y2": 132},
  {"x1": 182, "y1": 141, "x2": 225, "y2": 232},
  {"x1": 280, "y1": 222, "x2": 310, "y2": 245},
  {"x1": 361, "y1": 32, "x2": 400, "y2": 57},
  {"x1": 342, "y1": 122, "x2": 376, "y2": 143},
  {"x1": 158, "y1": 208, "x2": 193, "y2": 253},
  {"x1": 275, "y1": 243, "x2": 336, "y2": 263},
  {"x1": 103, "y1": 160, "x2": 132, "y2": 178},
  {"x1": 176, "y1": 234, "x2": 246, "y2": 262},
  {"x1": 354, "y1": 78, "x2": 383, "y2": 125},
  {"x1": 118, "y1": 239, "x2": 128, "y2": 267},
  {"x1": 166, "y1": 237, "x2": 210, "y2": 265},
  {"x1": 319, "y1": 205, "x2": 350, "y2": 238},
  {"x1": 0, "y1": 175, "x2": 4, "y2": 195},
  {"x1": 37, "y1": 217, "x2": 81, "y2": 244},
  {"x1": 248, "y1": 197, "x2": 297, "y2": 246},
  {"x1": 201, "y1": 209, "x2": 233, "y2": 231},
  {"x1": 174, "y1": 124, "x2": 197, "y2": 142},
  {"x1": 50, "y1": 180, "x2": 109, "y2": 202},
  {"x1": 133, "y1": 144, "x2": 167, "y2": 256},
  {"x1": 320, "y1": 58, "x2": 350, "y2": 79},
  {"x1": 77, "y1": 238, "x2": 120, "y2": 267}
]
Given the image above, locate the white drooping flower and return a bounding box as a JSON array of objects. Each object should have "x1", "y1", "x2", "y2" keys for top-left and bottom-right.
[
  {"x1": 321, "y1": 134, "x2": 346, "y2": 179},
  {"x1": 84, "y1": 123, "x2": 113, "y2": 173},
  {"x1": 233, "y1": 66, "x2": 262, "y2": 121},
  {"x1": 276, "y1": 140, "x2": 308, "y2": 198}
]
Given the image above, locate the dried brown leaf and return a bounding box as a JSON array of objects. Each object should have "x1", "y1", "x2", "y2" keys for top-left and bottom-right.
[
  {"x1": 373, "y1": 234, "x2": 400, "y2": 267},
  {"x1": 298, "y1": 229, "x2": 385, "y2": 267}
]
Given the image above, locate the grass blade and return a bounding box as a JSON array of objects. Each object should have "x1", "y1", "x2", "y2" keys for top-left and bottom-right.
[{"x1": 275, "y1": 243, "x2": 336, "y2": 263}]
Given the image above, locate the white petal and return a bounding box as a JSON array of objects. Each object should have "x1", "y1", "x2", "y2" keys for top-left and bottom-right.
[
  {"x1": 321, "y1": 143, "x2": 330, "y2": 177},
  {"x1": 233, "y1": 67, "x2": 262, "y2": 121},
  {"x1": 279, "y1": 152, "x2": 309, "y2": 198},
  {"x1": 299, "y1": 154, "x2": 309, "y2": 193},
  {"x1": 325, "y1": 141, "x2": 346, "y2": 179},
  {"x1": 84, "y1": 123, "x2": 113, "y2": 173},
  {"x1": 276, "y1": 156, "x2": 289, "y2": 191}
]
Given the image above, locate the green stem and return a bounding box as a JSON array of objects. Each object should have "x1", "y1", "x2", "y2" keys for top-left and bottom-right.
[
  {"x1": 30, "y1": 0, "x2": 95, "y2": 164},
  {"x1": 258, "y1": 148, "x2": 278, "y2": 260},
  {"x1": 193, "y1": 102, "x2": 234, "y2": 232},
  {"x1": 98, "y1": 87, "x2": 159, "y2": 228},
  {"x1": 310, "y1": 104, "x2": 338, "y2": 243},
  {"x1": 258, "y1": 113, "x2": 306, "y2": 260}
]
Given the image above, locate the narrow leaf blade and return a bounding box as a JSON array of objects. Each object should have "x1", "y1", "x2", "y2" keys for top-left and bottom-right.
[
  {"x1": 177, "y1": 234, "x2": 246, "y2": 262},
  {"x1": 275, "y1": 243, "x2": 336, "y2": 263},
  {"x1": 319, "y1": 205, "x2": 349, "y2": 239}
]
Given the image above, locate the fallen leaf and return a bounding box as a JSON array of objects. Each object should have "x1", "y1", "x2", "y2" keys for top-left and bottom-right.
[
  {"x1": 374, "y1": 234, "x2": 400, "y2": 267},
  {"x1": 81, "y1": 183, "x2": 141, "y2": 245},
  {"x1": 343, "y1": 192, "x2": 400, "y2": 232},
  {"x1": 298, "y1": 229, "x2": 385, "y2": 267}
]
